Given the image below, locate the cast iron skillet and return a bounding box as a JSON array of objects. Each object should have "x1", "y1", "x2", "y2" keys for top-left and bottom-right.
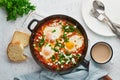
[{"x1": 28, "y1": 15, "x2": 89, "y2": 74}]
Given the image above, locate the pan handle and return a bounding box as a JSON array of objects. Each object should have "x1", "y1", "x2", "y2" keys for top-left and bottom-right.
[
  {"x1": 28, "y1": 19, "x2": 39, "y2": 32},
  {"x1": 81, "y1": 59, "x2": 89, "y2": 69}
]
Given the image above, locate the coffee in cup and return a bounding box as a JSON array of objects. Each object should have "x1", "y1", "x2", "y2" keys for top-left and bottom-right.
[{"x1": 91, "y1": 42, "x2": 113, "y2": 64}]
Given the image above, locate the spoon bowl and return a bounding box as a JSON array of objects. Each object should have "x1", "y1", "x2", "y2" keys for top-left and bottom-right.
[
  {"x1": 93, "y1": 0, "x2": 105, "y2": 13},
  {"x1": 92, "y1": 0, "x2": 120, "y2": 38}
]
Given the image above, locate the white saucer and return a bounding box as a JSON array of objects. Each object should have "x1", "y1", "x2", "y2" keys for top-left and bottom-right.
[{"x1": 82, "y1": 0, "x2": 120, "y2": 37}]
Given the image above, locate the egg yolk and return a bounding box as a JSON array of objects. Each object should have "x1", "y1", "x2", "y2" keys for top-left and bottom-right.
[
  {"x1": 65, "y1": 42, "x2": 74, "y2": 50},
  {"x1": 43, "y1": 50, "x2": 50, "y2": 56},
  {"x1": 46, "y1": 31, "x2": 52, "y2": 40}
]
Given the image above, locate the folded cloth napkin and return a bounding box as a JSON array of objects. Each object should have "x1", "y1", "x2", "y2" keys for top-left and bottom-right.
[{"x1": 14, "y1": 60, "x2": 108, "y2": 80}]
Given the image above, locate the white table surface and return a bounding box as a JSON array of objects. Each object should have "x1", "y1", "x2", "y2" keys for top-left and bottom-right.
[{"x1": 0, "y1": 0, "x2": 120, "y2": 80}]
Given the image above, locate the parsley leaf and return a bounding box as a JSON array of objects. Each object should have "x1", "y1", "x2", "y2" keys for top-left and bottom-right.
[
  {"x1": 38, "y1": 35, "x2": 45, "y2": 47},
  {"x1": 55, "y1": 40, "x2": 64, "y2": 48},
  {"x1": 0, "y1": 0, "x2": 35, "y2": 21},
  {"x1": 62, "y1": 25, "x2": 75, "y2": 32},
  {"x1": 51, "y1": 55, "x2": 56, "y2": 62},
  {"x1": 52, "y1": 29, "x2": 56, "y2": 33},
  {"x1": 63, "y1": 32, "x2": 69, "y2": 42}
]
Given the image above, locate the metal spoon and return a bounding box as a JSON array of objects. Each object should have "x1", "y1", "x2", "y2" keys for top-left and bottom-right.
[
  {"x1": 92, "y1": 0, "x2": 120, "y2": 36},
  {"x1": 93, "y1": 0, "x2": 105, "y2": 14},
  {"x1": 91, "y1": 9, "x2": 120, "y2": 38},
  {"x1": 93, "y1": 0, "x2": 120, "y2": 29}
]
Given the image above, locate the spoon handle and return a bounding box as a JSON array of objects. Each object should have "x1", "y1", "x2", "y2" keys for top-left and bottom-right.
[
  {"x1": 102, "y1": 13, "x2": 120, "y2": 38},
  {"x1": 102, "y1": 14, "x2": 117, "y2": 32},
  {"x1": 113, "y1": 23, "x2": 120, "y2": 29}
]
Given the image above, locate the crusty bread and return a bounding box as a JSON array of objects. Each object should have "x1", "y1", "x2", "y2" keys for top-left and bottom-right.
[
  {"x1": 11, "y1": 31, "x2": 30, "y2": 47},
  {"x1": 7, "y1": 42, "x2": 27, "y2": 62},
  {"x1": 7, "y1": 31, "x2": 29, "y2": 62}
]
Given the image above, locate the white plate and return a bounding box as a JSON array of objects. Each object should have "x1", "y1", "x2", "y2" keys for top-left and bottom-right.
[{"x1": 82, "y1": 0, "x2": 120, "y2": 36}]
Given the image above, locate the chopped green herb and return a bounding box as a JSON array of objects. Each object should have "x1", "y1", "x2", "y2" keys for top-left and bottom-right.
[
  {"x1": 76, "y1": 54, "x2": 81, "y2": 59},
  {"x1": 53, "y1": 47, "x2": 59, "y2": 52},
  {"x1": 59, "y1": 22, "x2": 62, "y2": 25},
  {"x1": 53, "y1": 40, "x2": 64, "y2": 52},
  {"x1": 55, "y1": 40, "x2": 64, "y2": 48},
  {"x1": 64, "y1": 58, "x2": 68, "y2": 62},
  {"x1": 59, "y1": 53, "x2": 64, "y2": 59},
  {"x1": 38, "y1": 35, "x2": 45, "y2": 47},
  {"x1": 63, "y1": 32, "x2": 69, "y2": 42},
  {"x1": 51, "y1": 55, "x2": 56, "y2": 62},
  {"x1": 60, "y1": 60, "x2": 65, "y2": 65},
  {"x1": 58, "y1": 53, "x2": 67, "y2": 65},
  {"x1": 45, "y1": 42, "x2": 48, "y2": 46},
  {"x1": 49, "y1": 44, "x2": 51, "y2": 47},
  {"x1": 66, "y1": 53, "x2": 71, "y2": 56},
  {"x1": 62, "y1": 25, "x2": 75, "y2": 32},
  {"x1": 52, "y1": 29, "x2": 56, "y2": 33}
]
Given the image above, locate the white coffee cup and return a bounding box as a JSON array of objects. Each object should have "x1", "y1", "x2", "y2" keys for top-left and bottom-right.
[{"x1": 90, "y1": 42, "x2": 113, "y2": 64}]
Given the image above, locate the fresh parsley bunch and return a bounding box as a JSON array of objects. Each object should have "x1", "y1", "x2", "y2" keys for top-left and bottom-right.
[{"x1": 0, "y1": 0, "x2": 35, "y2": 21}]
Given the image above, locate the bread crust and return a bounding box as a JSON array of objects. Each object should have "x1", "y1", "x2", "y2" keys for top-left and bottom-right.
[
  {"x1": 11, "y1": 31, "x2": 30, "y2": 47},
  {"x1": 7, "y1": 31, "x2": 30, "y2": 62},
  {"x1": 7, "y1": 40, "x2": 27, "y2": 62}
]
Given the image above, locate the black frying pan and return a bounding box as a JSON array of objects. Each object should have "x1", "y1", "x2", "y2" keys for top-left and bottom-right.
[{"x1": 28, "y1": 15, "x2": 89, "y2": 74}]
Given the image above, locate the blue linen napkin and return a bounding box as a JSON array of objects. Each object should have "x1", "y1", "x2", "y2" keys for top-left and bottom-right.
[{"x1": 14, "y1": 60, "x2": 108, "y2": 80}]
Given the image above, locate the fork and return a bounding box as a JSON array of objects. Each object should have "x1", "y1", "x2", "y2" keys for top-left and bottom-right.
[{"x1": 91, "y1": 9, "x2": 120, "y2": 38}]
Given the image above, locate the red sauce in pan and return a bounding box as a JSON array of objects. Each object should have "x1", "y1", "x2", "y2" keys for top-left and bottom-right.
[{"x1": 33, "y1": 19, "x2": 85, "y2": 71}]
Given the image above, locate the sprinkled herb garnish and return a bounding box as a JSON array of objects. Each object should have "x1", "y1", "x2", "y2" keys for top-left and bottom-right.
[
  {"x1": 63, "y1": 32, "x2": 69, "y2": 42},
  {"x1": 62, "y1": 25, "x2": 75, "y2": 32},
  {"x1": 52, "y1": 29, "x2": 56, "y2": 33},
  {"x1": 38, "y1": 35, "x2": 45, "y2": 47}
]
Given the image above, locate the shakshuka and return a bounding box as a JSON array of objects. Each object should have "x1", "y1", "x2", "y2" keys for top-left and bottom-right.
[{"x1": 33, "y1": 19, "x2": 85, "y2": 71}]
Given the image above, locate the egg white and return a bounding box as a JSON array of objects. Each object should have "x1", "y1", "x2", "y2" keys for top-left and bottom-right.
[
  {"x1": 65, "y1": 35, "x2": 84, "y2": 52},
  {"x1": 40, "y1": 44, "x2": 55, "y2": 59},
  {"x1": 44, "y1": 26, "x2": 62, "y2": 41}
]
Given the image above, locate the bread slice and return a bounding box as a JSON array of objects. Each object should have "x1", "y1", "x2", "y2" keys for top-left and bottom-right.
[
  {"x1": 7, "y1": 42, "x2": 27, "y2": 62},
  {"x1": 11, "y1": 31, "x2": 30, "y2": 47}
]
